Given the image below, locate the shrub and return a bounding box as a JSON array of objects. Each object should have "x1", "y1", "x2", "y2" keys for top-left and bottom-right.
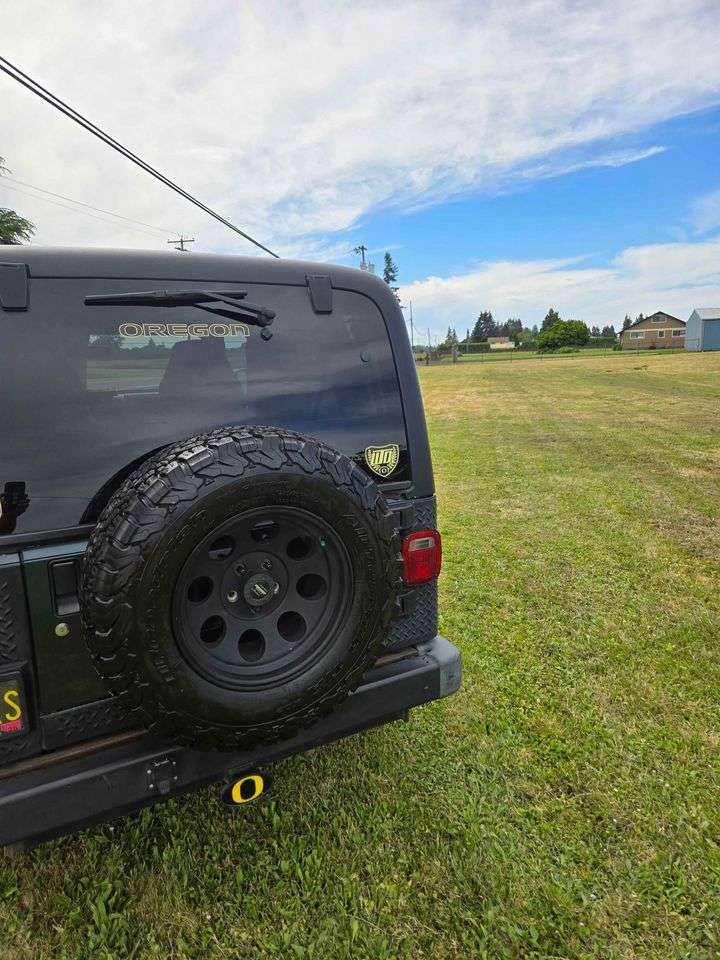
[{"x1": 538, "y1": 320, "x2": 590, "y2": 352}]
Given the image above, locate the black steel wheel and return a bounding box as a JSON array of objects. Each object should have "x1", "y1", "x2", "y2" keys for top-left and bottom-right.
[
  {"x1": 174, "y1": 506, "x2": 352, "y2": 690},
  {"x1": 82, "y1": 427, "x2": 400, "y2": 750}
]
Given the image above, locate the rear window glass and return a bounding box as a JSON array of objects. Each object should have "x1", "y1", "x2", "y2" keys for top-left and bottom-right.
[{"x1": 0, "y1": 278, "x2": 408, "y2": 536}]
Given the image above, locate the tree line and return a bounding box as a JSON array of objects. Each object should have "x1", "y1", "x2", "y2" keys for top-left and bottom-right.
[
  {"x1": 375, "y1": 255, "x2": 630, "y2": 357},
  {"x1": 440, "y1": 308, "x2": 628, "y2": 354}
]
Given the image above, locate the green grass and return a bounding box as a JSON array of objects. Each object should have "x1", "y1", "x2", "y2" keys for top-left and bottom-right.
[
  {"x1": 2, "y1": 351, "x2": 720, "y2": 959},
  {"x1": 434, "y1": 347, "x2": 685, "y2": 363}
]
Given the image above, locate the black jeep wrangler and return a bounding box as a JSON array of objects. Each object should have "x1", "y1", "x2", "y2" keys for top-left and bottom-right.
[{"x1": 0, "y1": 248, "x2": 460, "y2": 848}]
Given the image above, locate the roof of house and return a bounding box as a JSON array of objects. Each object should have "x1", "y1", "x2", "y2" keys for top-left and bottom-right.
[
  {"x1": 623, "y1": 311, "x2": 684, "y2": 332},
  {"x1": 691, "y1": 307, "x2": 720, "y2": 321}
]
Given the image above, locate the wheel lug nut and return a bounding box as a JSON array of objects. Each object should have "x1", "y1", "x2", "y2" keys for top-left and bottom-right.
[
  {"x1": 261, "y1": 559, "x2": 273, "y2": 571},
  {"x1": 226, "y1": 590, "x2": 239, "y2": 604},
  {"x1": 235, "y1": 563, "x2": 246, "y2": 576}
]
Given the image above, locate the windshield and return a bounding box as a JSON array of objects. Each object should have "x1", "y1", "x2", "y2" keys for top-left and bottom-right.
[{"x1": 0, "y1": 277, "x2": 408, "y2": 536}]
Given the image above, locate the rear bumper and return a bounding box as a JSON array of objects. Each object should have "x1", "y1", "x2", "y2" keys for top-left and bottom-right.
[{"x1": 0, "y1": 636, "x2": 460, "y2": 848}]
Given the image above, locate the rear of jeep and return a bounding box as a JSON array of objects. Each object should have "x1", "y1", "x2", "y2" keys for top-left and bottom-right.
[{"x1": 0, "y1": 248, "x2": 459, "y2": 848}]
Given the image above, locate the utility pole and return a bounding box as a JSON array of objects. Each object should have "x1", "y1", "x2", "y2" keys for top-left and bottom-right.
[
  {"x1": 353, "y1": 244, "x2": 368, "y2": 269},
  {"x1": 168, "y1": 236, "x2": 195, "y2": 252},
  {"x1": 353, "y1": 244, "x2": 375, "y2": 273},
  {"x1": 401, "y1": 299, "x2": 415, "y2": 350}
]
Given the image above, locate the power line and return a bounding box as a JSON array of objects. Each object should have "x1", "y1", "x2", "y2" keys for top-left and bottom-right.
[
  {"x1": 0, "y1": 174, "x2": 175, "y2": 236},
  {"x1": 0, "y1": 55, "x2": 279, "y2": 258},
  {"x1": 0, "y1": 180, "x2": 170, "y2": 240}
]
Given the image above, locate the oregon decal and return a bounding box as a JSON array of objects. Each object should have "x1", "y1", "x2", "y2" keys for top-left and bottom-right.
[
  {"x1": 118, "y1": 321, "x2": 249, "y2": 339},
  {"x1": 364, "y1": 443, "x2": 400, "y2": 479}
]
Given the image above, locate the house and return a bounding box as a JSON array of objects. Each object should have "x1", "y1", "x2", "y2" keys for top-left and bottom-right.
[
  {"x1": 684, "y1": 308, "x2": 720, "y2": 352},
  {"x1": 619, "y1": 311, "x2": 685, "y2": 350},
  {"x1": 486, "y1": 336, "x2": 515, "y2": 351}
]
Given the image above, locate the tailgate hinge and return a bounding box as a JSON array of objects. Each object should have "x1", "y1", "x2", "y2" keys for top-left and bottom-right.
[
  {"x1": 0, "y1": 262, "x2": 29, "y2": 311},
  {"x1": 305, "y1": 274, "x2": 333, "y2": 314}
]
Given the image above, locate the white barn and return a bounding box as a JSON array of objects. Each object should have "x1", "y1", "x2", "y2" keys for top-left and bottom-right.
[{"x1": 685, "y1": 308, "x2": 720, "y2": 352}]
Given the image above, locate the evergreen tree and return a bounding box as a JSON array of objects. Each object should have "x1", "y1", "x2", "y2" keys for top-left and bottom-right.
[
  {"x1": 531, "y1": 324, "x2": 539, "y2": 337},
  {"x1": 505, "y1": 317, "x2": 523, "y2": 336},
  {"x1": 498, "y1": 317, "x2": 523, "y2": 343},
  {"x1": 542, "y1": 307, "x2": 561, "y2": 331},
  {"x1": 472, "y1": 311, "x2": 496, "y2": 341},
  {"x1": 383, "y1": 252, "x2": 398, "y2": 287},
  {"x1": 601, "y1": 325, "x2": 616, "y2": 337},
  {"x1": 635, "y1": 313, "x2": 644, "y2": 323},
  {"x1": 622, "y1": 315, "x2": 632, "y2": 330}
]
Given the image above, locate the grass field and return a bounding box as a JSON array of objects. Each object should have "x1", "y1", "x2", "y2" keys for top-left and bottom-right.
[
  {"x1": 2, "y1": 351, "x2": 720, "y2": 959},
  {"x1": 430, "y1": 347, "x2": 686, "y2": 364}
]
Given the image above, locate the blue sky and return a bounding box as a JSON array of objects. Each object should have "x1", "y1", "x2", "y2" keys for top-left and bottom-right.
[
  {"x1": 3, "y1": 1, "x2": 720, "y2": 334},
  {"x1": 351, "y1": 111, "x2": 720, "y2": 280},
  {"x1": 332, "y1": 109, "x2": 720, "y2": 331}
]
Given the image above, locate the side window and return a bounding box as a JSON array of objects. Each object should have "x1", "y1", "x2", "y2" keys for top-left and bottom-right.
[
  {"x1": 85, "y1": 325, "x2": 249, "y2": 399},
  {"x1": 0, "y1": 297, "x2": 250, "y2": 415}
]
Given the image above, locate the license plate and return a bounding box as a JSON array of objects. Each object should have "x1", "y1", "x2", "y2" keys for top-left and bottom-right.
[{"x1": 0, "y1": 674, "x2": 27, "y2": 739}]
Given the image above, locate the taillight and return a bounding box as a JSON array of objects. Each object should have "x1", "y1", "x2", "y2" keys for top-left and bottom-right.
[{"x1": 402, "y1": 529, "x2": 442, "y2": 585}]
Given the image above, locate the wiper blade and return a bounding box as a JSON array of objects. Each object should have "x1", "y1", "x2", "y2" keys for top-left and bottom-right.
[{"x1": 84, "y1": 289, "x2": 275, "y2": 327}]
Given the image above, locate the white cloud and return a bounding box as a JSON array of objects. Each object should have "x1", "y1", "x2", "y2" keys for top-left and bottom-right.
[
  {"x1": 401, "y1": 237, "x2": 720, "y2": 334},
  {"x1": 1, "y1": 0, "x2": 719, "y2": 256},
  {"x1": 518, "y1": 146, "x2": 668, "y2": 182},
  {"x1": 690, "y1": 188, "x2": 720, "y2": 234}
]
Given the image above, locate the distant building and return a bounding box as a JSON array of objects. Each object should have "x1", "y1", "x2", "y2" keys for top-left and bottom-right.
[
  {"x1": 684, "y1": 308, "x2": 720, "y2": 352},
  {"x1": 619, "y1": 312, "x2": 685, "y2": 350},
  {"x1": 486, "y1": 337, "x2": 515, "y2": 351}
]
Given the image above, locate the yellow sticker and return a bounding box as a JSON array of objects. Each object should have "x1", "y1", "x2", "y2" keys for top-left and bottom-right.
[
  {"x1": 364, "y1": 444, "x2": 400, "y2": 478},
  {"x1": 230, "y1": 773, "x2": 265, "y2": 804},
  {"x1": 2, "y1": 689, "x2": 22, "y2": 723}
]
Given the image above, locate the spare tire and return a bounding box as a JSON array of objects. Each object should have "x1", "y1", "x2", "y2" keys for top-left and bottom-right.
[{"x1": 81, "y1": 427, "x2": 400, "y2": 750}]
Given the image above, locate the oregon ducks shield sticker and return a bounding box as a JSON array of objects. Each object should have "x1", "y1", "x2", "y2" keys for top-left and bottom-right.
[{"x1": 364, "y1": 443, "x2": 400, "y2": 478}]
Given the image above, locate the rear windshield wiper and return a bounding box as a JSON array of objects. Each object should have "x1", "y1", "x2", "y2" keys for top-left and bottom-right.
[{"x1": 84, "y1": 289, "x2": 275, "y2": 329}]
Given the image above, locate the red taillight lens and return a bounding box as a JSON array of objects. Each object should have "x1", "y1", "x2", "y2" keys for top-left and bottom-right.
[{"x1": 402, "y1": 529, "x2": 442, "y2": 585}]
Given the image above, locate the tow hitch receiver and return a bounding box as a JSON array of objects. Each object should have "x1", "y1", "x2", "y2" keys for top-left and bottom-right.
[
  {"x1": 146, "y1": 756, "x2": 178, "y2": 795},
  {"x1": 221, "y1": 770, "x2": 271, "y2": 806}
]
